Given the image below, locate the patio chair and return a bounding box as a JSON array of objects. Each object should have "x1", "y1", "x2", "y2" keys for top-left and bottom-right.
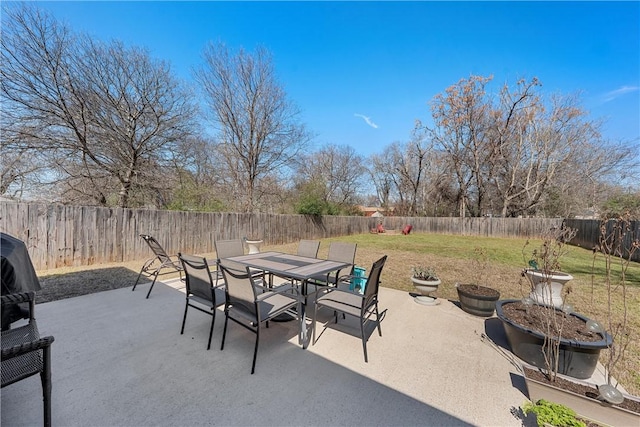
[
  {"x1": 297, "y1": 240, "x2": 320, "y2": 258},
  {"x1": 178, "y1": 254, "x2": 226, "y2": 350},
  {"x1": 219, "y1": 264, "x2": 301, "y2": 374},
  {"x1": 215, "y1": 239, "x2": 264, "y2": 283},
  {"x1": 214, "y1": 239, "x2": 246, "y2": 272},
  {"x1": 313, "y1": 255, "x2": 387, "y2": 363},
  {"x1": 132, "y1": 234, "x2": 183, "y2": 299},
  {"x1": 308, "y1": 242, "x2": 356, "y2": 288},
  {"x1": 1, "y1": 292, "x2": 55, "y2": 427}
]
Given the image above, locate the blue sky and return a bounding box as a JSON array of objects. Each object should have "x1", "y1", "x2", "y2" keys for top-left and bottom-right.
[{"x1": 22, "y1": 1, "x2": 640, "y2": 156}]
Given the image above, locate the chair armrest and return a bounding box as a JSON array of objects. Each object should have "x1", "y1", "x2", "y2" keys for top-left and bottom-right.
[
  {"x1": 1, "y1": 292, "x2": 35, "y2": 322},
  {"x1": 1, "y1": 291, "x2": 35, "y2": 306},
  {"x1": 1, "y1": 336, "x2": 55, "y2": 360}
]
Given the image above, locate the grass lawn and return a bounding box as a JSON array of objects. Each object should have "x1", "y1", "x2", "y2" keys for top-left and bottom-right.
[{"x1": 37, "y1": 232, "x2": 640, "y2": 396}]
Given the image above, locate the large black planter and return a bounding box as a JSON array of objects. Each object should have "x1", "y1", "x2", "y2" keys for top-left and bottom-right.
[
  {"x1": 456, "y1": 284, "x2": 500, "y2": 317},
  {"x1": 496, "y1": 299, "x2": 613, "y2": 379}
]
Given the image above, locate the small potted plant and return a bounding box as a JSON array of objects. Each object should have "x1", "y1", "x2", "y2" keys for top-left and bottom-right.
[
  {"x1": 456, "y1": 247, "x2": 501, "y2": 317},
  {"x1": 411, "y1": 265, "x2": 441, "y2": 306}
]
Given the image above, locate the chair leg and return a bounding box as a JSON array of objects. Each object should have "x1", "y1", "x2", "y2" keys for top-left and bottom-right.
[
  {"x1": 132, "y1": 268, "x2": 145, "y2": 292},
  {"x1": 145, "y1": 274, "x2": 159, "y2": 299},
  {"x1": 207, "y1": 309, "x2": 215, "y2": 351},
  {"x1": 360, "y1": 318, "x2": 368, "y2": 363},
  {"x1": 220, "y1": 310, "x2": 229, "y2": 351},
  {"x1": 42, "y1": 345, "x2": 52, "y2": 427},
  {"x1": 180, "y1": 301, "x2": 189, "y2": 334},
  {"x1": 251, "y1": 325, "x2": 260, "y2": 375},
  {"x1": 375, "y1": 303, "x2": 382, "y2": 336},
  {"x1": 312, "y1": 302, "x2": 318, "y2": 345}
]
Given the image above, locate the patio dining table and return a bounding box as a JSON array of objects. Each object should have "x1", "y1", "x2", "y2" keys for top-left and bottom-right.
[{"x1": 221, "y1": 251, "x2": 351, "y2": 348}]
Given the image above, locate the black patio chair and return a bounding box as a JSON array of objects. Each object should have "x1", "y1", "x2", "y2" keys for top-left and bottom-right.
[
  {"x1": 1, "y1": 292, "x2": 55, "y2": 427},
  {"x1": 178, "y1": 254, "x2": 225, "y2": 350},
  {"x1": 132, "y1": 234, "x2": 183, "y2": 299},
  {"x1": 219, "y1": 264, "x2": 301, "y2": 374},
  {"x1": 313, "y1": 255, "x2": 387, "y2": 363}
]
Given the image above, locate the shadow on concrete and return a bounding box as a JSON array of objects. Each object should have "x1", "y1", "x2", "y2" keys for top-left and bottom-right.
[
  {"x1": 2, "y1": 283, "x2": 477, "y2": 427},
  {"x1": 37, "y1": 267, "x2": 144, "y2": 304}
]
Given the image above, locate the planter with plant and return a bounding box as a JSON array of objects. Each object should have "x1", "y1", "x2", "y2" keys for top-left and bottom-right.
[
  {"x1": 521, "y1": 398, "x2": 593, "y2": 427},
  {"x1": 456, "y1": 247, "x2": 501, "y2": 317},
  {"x1": 411, "y1": 266, "x2": 441, "y2": 306},
  {"x1": 504, "y1": 217, "x2": 640, "y2": 425},
  {"x1": 497, "y1": 225, "x2": 613, "y2": 379}
]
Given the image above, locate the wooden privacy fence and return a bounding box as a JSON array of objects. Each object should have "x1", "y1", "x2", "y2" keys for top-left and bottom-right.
[
  {"x1": 564, "y1": 218, "x2": 640, "y2": 263},
  {"x1": 0, "y1": 202, "x2": 570, "y2": 270}
]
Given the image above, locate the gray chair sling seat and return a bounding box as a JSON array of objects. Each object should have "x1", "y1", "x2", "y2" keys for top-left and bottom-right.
[
  {"x1": 307, "y1": 242, "x2": 356, "y2": 288},
  {"x1": 313, "y1": 255, "x2": 387, "y2": 363},
  {"x1": 219, "y1": 265, "x2": 301, "y2": 374},
  {"x1": 297, "y1": 240, "x2": 320, "y2": 258},
  {"x1": 1, "y1": 292, "x2": 55, "y2": 427}
]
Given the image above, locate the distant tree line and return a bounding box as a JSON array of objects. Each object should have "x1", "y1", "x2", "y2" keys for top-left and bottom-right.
[{"x1": 2, "y1": 4, "x2": 639, "y2": 218}]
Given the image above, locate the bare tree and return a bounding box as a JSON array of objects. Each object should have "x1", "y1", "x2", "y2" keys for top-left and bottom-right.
[
  {"x1": 424, "y1": 75, "x2": 634, "y2": 217},
  {"x1": 0, "y1": 126, "x2": 49, "y2": 198},
  {"x1": 195, "y1": 42, "x2": 311, "y2": 212},
  {"x1": 295, "y1": 144, "x2": 365, "y2": 207},
  {"x1": 368, "y1": 153, "x2": 394, "y2": 208},
  {"x1": 367, "y1": 135, "x2": 444, "y2": 216},
  {"x1": 429, "y1": 75, "x2": 493, "y2": 217},
  {"x1": 1, "y1": 4, "x2": 196, "y2": 207}
]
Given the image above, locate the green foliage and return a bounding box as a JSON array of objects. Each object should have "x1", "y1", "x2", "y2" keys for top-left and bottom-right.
[
  {"x1": 411, "y1": 265, "x2": 438, "y2": 280},
  {"x1": 522, "y1": 399, "x2": 586, "y2": 427},
  {"x1": 601, "y1": 193, "x2": 640, "y2": 219},
  {"x1": 294, "y1": 182, "x2": 350, "y2": 215},
  {"x1": 295, "y1": 193, "x2": 326, "y2": 215}
]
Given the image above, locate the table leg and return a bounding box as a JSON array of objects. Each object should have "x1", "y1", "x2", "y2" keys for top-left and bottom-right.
[{"x1": 299, "y1": 280, "x2": 311, "y2": 349}]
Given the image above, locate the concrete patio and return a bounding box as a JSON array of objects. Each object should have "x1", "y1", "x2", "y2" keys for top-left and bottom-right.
[{"x1": 1, "y1": 278, "x2": 541, "y2": 426}]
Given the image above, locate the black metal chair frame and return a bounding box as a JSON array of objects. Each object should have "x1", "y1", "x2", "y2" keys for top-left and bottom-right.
[
  {"x1": 219, "y1": 265, "x2": 301, "y2": 374},
  {"x1": 132, "y1": 234, "x2": 183, "y2": 299},
  {"x1": 313, "y1": 255, "x2": 387, "y2": 363},
  {"x1": 179, "y1": 254, "x2": 225, "y2": 350},
  {"x1": 1, "y1": 292, "x2": 55, "y2": 427}
]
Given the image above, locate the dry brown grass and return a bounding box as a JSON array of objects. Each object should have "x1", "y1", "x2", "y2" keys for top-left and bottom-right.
[{"x1": 36, "y1": 233, "x2": 640, "y2": 396}]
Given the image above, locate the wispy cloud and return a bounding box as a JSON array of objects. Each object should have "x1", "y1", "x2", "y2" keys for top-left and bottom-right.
[
  {"x1": 602, "y1": 86, "x2": 639, "y2": 102},
  {"x1": 354, "y1": 113, "x2": 379, "y2": 129}
]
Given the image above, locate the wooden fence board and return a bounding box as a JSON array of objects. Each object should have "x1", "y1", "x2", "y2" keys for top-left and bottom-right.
[{"x1": 5, "y1": 201, "x2": 635, "y2": 269}]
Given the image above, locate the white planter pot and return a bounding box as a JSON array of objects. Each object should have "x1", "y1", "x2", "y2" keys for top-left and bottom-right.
[
  {"x1": 245, "y1": 239, "x2": 263, "y2": 254},
  {"x1": 524, "y1": 269, "x2": 573, "y2": 308},
  {"x1": 411, "y1": 277, "x2": 441, "y2": 306}
]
